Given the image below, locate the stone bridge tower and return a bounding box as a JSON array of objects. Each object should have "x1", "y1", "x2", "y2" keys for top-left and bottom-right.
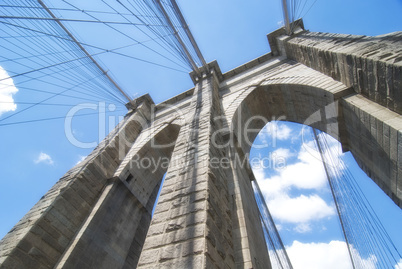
[{"x1": 0, "y1": 21, "x2": 401, "y2": 268}]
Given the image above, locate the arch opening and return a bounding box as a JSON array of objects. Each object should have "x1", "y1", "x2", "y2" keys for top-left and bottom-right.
[
  {"x1": 249, "y1": 121, "x2": 402, "y2": 268},
  {"x1": 230, "y1": 84, "x2": 344, "y2": 157},
  {"x1": 229, "y1": 83, "x2": 399, "y2": 207},
  {"x1": 118, "y1": 123, "x2": 181, "y2": 213},
  {"x1": 116, "y1": 122, "x2": 181, "y2": 268},
  {"x1": 54, "y1": 122, "x2": 182, "y2": 269},
  {"x1": 226, "y1": 82, "x2": 402, "y2": 268}
]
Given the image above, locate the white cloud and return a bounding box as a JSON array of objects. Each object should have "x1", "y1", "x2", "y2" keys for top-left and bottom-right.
[
  {"x1": 34, "y1": 152, "x2": 54, "y2": 165},
  {"x1": 276, "y1": 125, "x2": 292, "y2": 140},
  {"x1": 277, "y1": 157, "x2": 326, "y2": 190},
  {"x1": 294, "y1": 223, "x2": 312, "y2": 233},
  {"x1": 257, "y1": 132, "x2": 344, "y2": 192},
  {"x1": 257, "y1": 141, "x2": 329, "y2": 198},
  {"x1": 395, "y1": 259, "x2": 402, "y2": 269},
  {"x1": 252, "y1": 164, "x2": 265, "y2": 181},
  {"x1": 258, "y1": 122, "x2": 293, "y2": 146},
  {"x1": 266, "y1": 193, "x2": 335, "y2": 224},
  {"x1": 271, "y1": 148, "x2": 294, "y2": 160},
  {"x1": 75, "y1": 155, "x2": 87, "y2": 165},
  {"x1": 0, "y1": 66, "x2": 18, "y2": 116},
  {"x1": 286, "y1": 241, "x2": 377, "y2": 269},
  {"x1": 300, "y1": 133, "x2": 344, "y2": 169},
  {"x1": 268, "y1": 122, "x2": 292, "y2": 140},
  {"x1": 250, "y1": 148, "x2": 295, "y2": 179}
]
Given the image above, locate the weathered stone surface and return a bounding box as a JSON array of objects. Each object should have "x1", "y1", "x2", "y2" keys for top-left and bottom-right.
[{"x1": 278, "y1": 29, "x2": 402, "y2": 114}]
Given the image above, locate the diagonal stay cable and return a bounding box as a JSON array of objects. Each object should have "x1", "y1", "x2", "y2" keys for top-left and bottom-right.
[
  {"x1": 61, "y1": 0, "x2": 188, "y2": 71},
  {"x1": 36, "y1": 0, "x2": 132, "y2": 102},
  {"x1": 0, "y1": 72, "x2": 109, "y2": 123},
  {"x1": 0, "y1": 20, "x2": 188, "y2": 72},
  {"x1": 113, "y1": 0, "x2": 188, "y2": 66},
  {"x1": 0, "y1": 109, "x2": 126, "y2": 127},
  {"x1": 312, "y1": 128, "x2": 356, "y2": 269},
  {"x1": 0, "y1": 39, "x2": 186, "y2": 85},
  {"x1": 0, "y1": 15, "x2": 170, "y2": 26},
  {"x1": 2, "y1": 85, "x2": 117, "y2": 103},
  {"x1": 0, "y1": 4, "x2": 159, "y2": 19}
]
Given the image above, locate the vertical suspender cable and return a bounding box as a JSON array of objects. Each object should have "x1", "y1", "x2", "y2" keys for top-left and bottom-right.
[
  {"x1": 312, "y1": 128, "x2": 356, "y2": 269},
  {"x1": 281, "y1": 0, "x2": 291, "y2": 35},
  {"x1": 253, "y1": 179, "x2": 294, "y2": 269}
]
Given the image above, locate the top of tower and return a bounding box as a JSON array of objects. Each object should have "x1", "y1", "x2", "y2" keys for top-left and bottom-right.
[{"x1": 267, "y1": 18, "x2": 305, "y2": 56}]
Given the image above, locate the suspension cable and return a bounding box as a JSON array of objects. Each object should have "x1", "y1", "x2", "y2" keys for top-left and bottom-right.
[
  {"x1": 312, "y1": 128, "x2": 402, "y2": 268},
  {"x1": 312, "y1": 128, "x2": 356, "y2": 268},
  {"x1": 37, "y1": 0, "x2": 132, "y2": 102},
  {"x1": 253, "y1": 179, "x2": 294, "y2": 269}
]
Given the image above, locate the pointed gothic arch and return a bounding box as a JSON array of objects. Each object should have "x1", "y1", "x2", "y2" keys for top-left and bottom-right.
[
  {"x1": 56, "y1": 122, "x2": 182, "y2": 268},
  {"x1": 227, "y1": 80, "x2": 401, "y2": 208}
]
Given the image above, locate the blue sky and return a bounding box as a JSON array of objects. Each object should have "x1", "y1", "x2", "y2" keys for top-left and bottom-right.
[{"x1": 0, "y1": 0, "x2": 401, "y2": 268}]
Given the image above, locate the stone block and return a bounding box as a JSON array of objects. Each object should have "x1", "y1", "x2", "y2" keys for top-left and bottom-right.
[
  {"x1": 137, "y1": 249, "x2": 159, "y2": 266},
  {"x1": 147, "y1": 223, "x2": 165, "y2": 237},
  {"x1": 181, "y1": 238, "x2": 205, "y2": 257},
  {"x1": 160, "y1": 243, "x2": 182, "y2": 261},
  {"x1": 163, "y1": 225, "x2": 204, "y2": 245}
]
